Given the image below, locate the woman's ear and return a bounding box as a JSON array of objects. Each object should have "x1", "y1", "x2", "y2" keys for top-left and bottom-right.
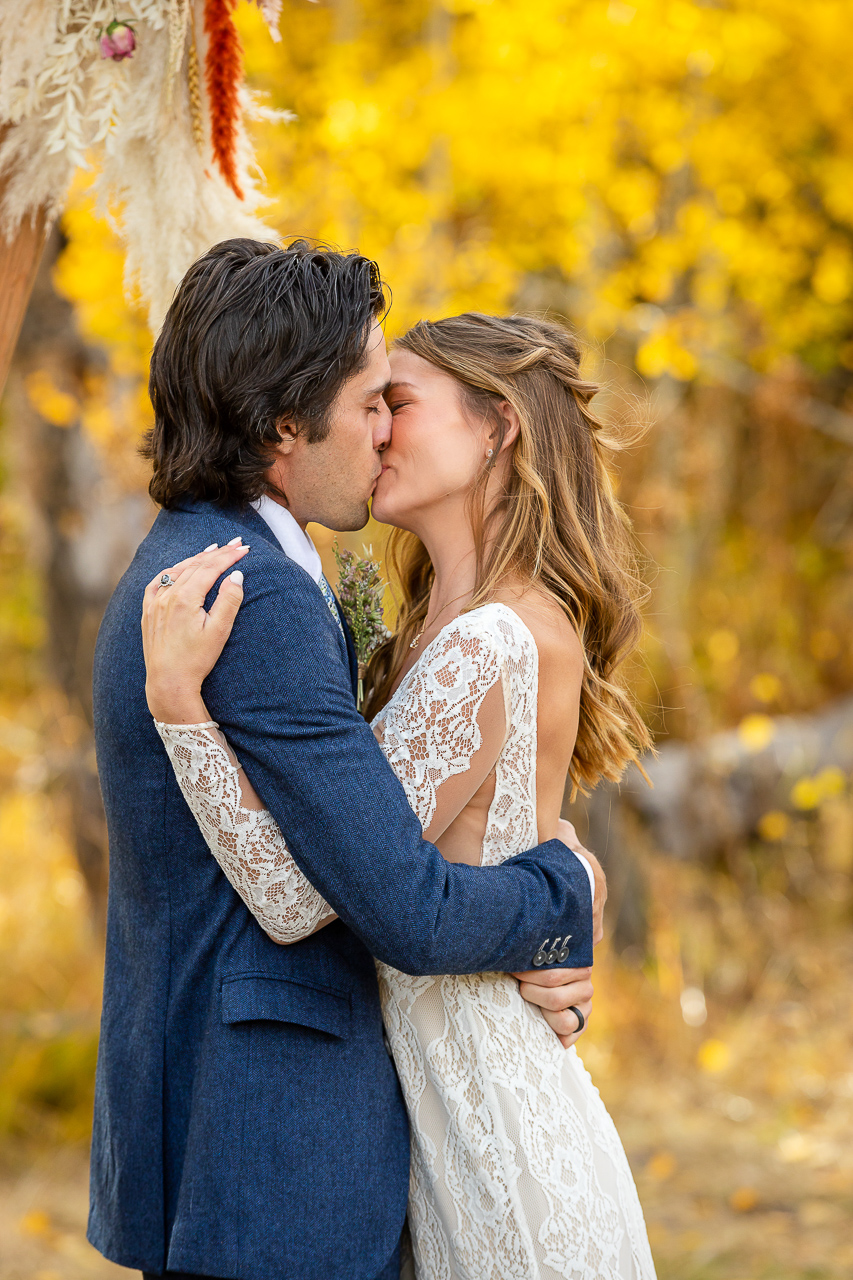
[{"x1": 491, "y1": 400, "x2": 520, "y2": 454}]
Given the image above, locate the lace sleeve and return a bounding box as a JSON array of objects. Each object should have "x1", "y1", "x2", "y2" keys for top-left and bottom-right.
[
  {"x1": 154, "y1": 721, "x2": 336, "y2": 944},
  {"x1": 374, "y1": 619, "x2": 508, "y2": 839}
]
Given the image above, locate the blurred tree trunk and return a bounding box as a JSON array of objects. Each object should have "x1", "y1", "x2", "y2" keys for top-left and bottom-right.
[
  {"x1": 563, "y1": 780, "x2": 650, "y2": 957},
  {"x1": 6, "y1": 227, "x2": 152, "y2": 924},
  {"x1": 617, "y1": 694, "x2": 853, "y2": 862}
]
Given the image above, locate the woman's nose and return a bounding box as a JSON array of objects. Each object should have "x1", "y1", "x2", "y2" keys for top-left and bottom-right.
[{"x1": 374, "y1": 401, "x2": 392, "y2": 450}]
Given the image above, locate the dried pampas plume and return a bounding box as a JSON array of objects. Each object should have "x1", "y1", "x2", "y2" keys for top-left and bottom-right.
[
  {"x1": 204, "y1": 0, "x2": 244, "y2": 199},
  {"x1": 0, "y1": 0, "x2": 293, "y2": 331},
  {"x1": 255, "y1": 0, "x2": 283, "y2": 44}
]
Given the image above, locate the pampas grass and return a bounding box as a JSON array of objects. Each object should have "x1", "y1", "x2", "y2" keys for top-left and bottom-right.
[
  {"x1": 0, "y1": 0, "x2": 289, "y2": 331},
  {"x1": 203, "y1": 0, "x2": 244, "y2": 199},
  {"x1": 254, "y1": 0, "x2": 283, "y2": 44}
]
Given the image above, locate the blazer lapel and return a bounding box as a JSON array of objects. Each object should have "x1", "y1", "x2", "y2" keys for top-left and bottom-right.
[{"x1": 336, "y1": 601, "x2": 359, "y2": 700}]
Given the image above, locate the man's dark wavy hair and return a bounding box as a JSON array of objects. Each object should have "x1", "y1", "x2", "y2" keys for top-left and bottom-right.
[{"x1": 143, "y1": 237, "x2": 389, "y2": 509}]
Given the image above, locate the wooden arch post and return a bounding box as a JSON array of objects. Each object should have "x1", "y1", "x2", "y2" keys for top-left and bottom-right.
[{"x1": 0, "y1": 128, "x2": 49, "y2": 397}]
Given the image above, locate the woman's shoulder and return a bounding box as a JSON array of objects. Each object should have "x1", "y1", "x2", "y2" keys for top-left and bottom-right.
[
  {"x1": 418, "y1": 589, "x2": 584, "y2": 686},
  {"x1": 415, "y1": 602, "x2": 538, "y2": 682},
  {"x1": 488, "y1": 585, "x2": 584, "y2": 681}
]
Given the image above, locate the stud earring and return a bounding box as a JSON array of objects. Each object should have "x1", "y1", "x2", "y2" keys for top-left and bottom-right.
[{"x1": 486, "y1": 449, "x2": 494, "y2": 458}]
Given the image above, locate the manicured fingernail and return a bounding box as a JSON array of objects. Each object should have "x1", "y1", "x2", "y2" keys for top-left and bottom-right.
[
  {"x1": 227, "y1": 536, "x2": 243, "y2": 546},
  {"x1": 229, "y1": 570, "x2": 244, "y2": 585},
  {"x1": 204, "y1": 543, "x2": 218, "y2": 552}
]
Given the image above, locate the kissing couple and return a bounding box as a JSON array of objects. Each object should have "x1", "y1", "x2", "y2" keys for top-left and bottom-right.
[{"x1": 88, "y1": 238, "x2": 656, "y2": 1280}]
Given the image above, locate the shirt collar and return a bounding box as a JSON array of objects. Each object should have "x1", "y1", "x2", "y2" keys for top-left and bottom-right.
[{"x1": 251, "y1": 495, "x2": 323, "y2": 583}]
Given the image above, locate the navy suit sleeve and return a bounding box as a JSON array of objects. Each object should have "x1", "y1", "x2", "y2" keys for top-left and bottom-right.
[{"x1": 201, "y1": 560, "x2": 593, "y2": 974}]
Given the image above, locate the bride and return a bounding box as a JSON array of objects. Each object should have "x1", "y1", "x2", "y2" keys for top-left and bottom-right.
[{"x1": 142, "y1": 311, "x2": 657, "y2": 1280}]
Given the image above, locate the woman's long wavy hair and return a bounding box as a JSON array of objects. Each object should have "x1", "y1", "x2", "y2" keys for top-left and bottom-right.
[{"x1": 361, "y1": 312, "x2": 652, "y2": 794}]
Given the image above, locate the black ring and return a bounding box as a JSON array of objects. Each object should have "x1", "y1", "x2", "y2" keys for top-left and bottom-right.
[{"x1": 568, "y1": 1004, "x2": 585, "y2": 1034}]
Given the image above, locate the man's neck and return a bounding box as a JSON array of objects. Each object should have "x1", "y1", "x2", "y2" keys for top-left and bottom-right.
[{"x1": 261, "y1": 489, "x2": 308, "y2": 533}]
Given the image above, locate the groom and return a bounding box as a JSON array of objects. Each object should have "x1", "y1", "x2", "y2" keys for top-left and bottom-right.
[{"x1": 89, "y1": 238, "x2": 603, "y2": 1280}]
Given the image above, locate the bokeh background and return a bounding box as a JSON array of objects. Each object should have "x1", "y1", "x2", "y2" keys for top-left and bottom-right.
[{"x1": 1, "y1": 1, "x2": 852, "y2": 1277}]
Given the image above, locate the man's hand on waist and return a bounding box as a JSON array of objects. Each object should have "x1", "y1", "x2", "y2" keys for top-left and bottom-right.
[{"x1": 512, "y1": 965, "x2": 594, "y2": 1049}]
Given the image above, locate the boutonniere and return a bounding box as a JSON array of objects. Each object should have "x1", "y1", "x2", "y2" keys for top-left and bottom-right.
[{"x1": 333, "y1": 542, "x2": 389, "y2": 710}]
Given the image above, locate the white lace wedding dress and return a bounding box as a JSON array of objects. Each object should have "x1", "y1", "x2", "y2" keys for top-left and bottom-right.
[{"x1": 155, "y1": 603, "x2": 656, "y2": 1280}]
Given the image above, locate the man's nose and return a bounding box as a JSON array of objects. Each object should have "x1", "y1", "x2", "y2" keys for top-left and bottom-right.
[{"x1": 374, "y1": 401, "x2": 392, "y2": 451}]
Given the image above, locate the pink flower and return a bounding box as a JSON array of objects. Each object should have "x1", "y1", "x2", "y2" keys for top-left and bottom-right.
[{"x1": 99, "y1": 21, "x2": 136, "y2": 61}]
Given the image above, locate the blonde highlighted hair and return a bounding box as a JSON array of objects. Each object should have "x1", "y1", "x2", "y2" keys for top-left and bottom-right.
[{"x1": 362, "y1": 312, "x2": 652, "y2": 793}]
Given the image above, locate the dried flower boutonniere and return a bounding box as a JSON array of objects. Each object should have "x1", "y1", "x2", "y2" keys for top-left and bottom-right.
[{"x1": 333, "y1": 542, "x2": 389, "y2": 711}]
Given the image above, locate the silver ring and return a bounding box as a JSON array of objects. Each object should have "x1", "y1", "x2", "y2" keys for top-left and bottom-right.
[{"x1": 159, "y1": 573, "x2": 176, "y2": 588}]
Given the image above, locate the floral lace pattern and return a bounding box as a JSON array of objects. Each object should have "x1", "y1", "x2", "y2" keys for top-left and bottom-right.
[
  {"x1": 374, "y1": 608, "x2": 536, "y2": 867},
  {"x1": 155, "y1": 605, "x2": 656, "y2": 1280},
  {"x1": 153, "y1": 721, "x2": 336, "y2": 944},
  {"x1": 373, "y1": 606, "x2": 656, "y2": 1280}
]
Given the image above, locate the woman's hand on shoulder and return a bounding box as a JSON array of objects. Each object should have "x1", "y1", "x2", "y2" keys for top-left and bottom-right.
[{"x1": 142, "y1": 541, "x2": 250, "y2": 723}]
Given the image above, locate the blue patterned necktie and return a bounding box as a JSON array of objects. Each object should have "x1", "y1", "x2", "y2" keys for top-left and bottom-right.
[{"x1": 318, "y1": 573, "x2": 345, "y2": 640}]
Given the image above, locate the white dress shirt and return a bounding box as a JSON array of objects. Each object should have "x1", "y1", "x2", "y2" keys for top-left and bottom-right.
[
  {"x1": 252, "y1": 494, "x2": 323, "y2": 583},
  {"x1": 252, "y1": 494, "x2": 595, "y2": 910}
]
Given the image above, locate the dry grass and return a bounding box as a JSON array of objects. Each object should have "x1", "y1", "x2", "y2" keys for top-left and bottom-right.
[
  {"x1": 582, "y1": 832, "x2": 853, "y2": 1280},
  {"x1": 0, "y1": 1143, "x2": 123, "y2": 1280}
]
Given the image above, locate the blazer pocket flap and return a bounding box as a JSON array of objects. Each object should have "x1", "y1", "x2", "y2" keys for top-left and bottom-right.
[{"x1": 221, "y1": 975, "x2": 351, "y2": 1039}]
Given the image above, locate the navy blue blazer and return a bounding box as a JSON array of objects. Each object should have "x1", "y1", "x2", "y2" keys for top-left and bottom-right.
[{"x1": 88, "y1": 497, "x2": 593, "y2": 1280}]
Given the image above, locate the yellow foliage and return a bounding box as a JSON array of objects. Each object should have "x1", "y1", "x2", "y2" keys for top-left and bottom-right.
[
  {"x1": 698, "y1": 1038, "x2": 732, "y2": 1073},
  {"x1": 737, "y1": 713, "x2": 775, "y2": 753},
  {"x1": 757, "y1": 810, "x2": 789, "y2": 842},
  {"x1": 0, "y1": 788, "x2": 102, "y2": 1141},
  {"x1": 19, "y1": 1209, "x2": 53, "y2": 1239},
  {"x1": 52, "y1": 175, "x2": 154, "y2": 488},
  {"x1": 749, "y1": 672, "x2": 782, "y2": 704},
  {"x1": 54, "y1": 0, "x2": 853, "y2": 382},
  {"x1": 645, "y1": 1151, "x2": 677, "y2": 1182},
  {"x1": 791, "y1": 777, "x2": 822, "y2": 811},
  {"x1": 24, "y1": 373, "x2": 78, "y2": 428},
  {"x1": 809, "y1": 628, "x2": 841, "y2": 661},
  {"x1": 707, "y1": 629, "x2": 739, "y2": 665},
  {"x1": 791, "y1": 767, "x2": 848, "y2": 811},
  {"x1": 817, "y1": 767, "x2": 848, "y2": 798},
  {"x1": 39, "y1": 0, "x2": 853, "y2": 764},
  {"x1": 729, "y1": 1185, "x2": 759, "y2": 1213}
]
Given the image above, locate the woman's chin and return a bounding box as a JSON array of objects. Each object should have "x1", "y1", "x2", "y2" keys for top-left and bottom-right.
[
  {"x1": 369, "y1": 489, "x2": 396, "y2": 526},
  {"x1": 371, "y1": 477, "x2": 421, "y2": 531},
  {"x1": 369, "y1": 493, "x2": 388, "y2": 523},
  {"x1": 370, "y1": 496, "x2": 410, "y2": 531}
]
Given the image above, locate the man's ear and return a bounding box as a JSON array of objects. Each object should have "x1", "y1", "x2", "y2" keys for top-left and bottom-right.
[
  {"x1": 274, "y1": 420, "x2": 299, "y2": 455},
  {"x1": 492, "y1": 401, "x2": 520, "y2": 454}
]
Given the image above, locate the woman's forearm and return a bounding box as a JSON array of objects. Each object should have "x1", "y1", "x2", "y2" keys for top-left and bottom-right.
[{"x1": 153, "y1": 720, "x2": 338, "y2": 944}]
